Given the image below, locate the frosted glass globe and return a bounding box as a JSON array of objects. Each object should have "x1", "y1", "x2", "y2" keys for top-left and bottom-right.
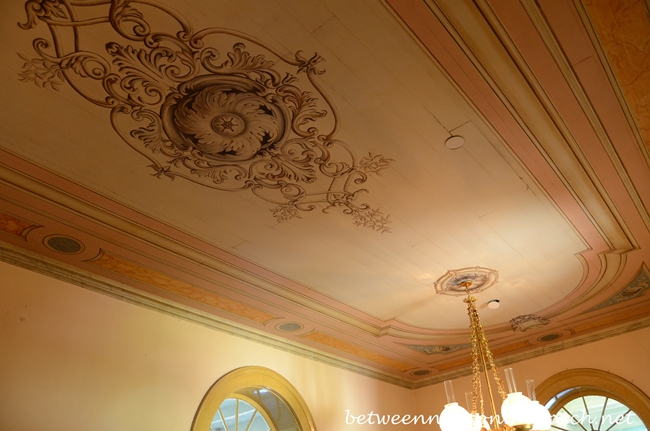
[
  {"x1": 440, "y1": 403, "x2": 473, "y2": 431},
  {"x1": 530, "y1": 401, "x2": 552, "y2": 431},
  {"x1": 501, "y1": 392, "x2": 536, "y2": 426},
  {"x1": 470, "y1": 412, "x2": 491, "y2": 431}
]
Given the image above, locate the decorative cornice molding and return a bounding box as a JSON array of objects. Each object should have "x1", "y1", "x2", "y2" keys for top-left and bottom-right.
[
  {"x1": 1, "y1": 153, "x2": 554, "y2": 340},
  {"x1": 412, "y1": 316, "x2": 650, "y2": 388},
  {"x1": 587, "y1": 264, "x2": 650, "y2": 312},
  {"x1": 386, "y1": 0, "x2": 645, "y2": 318},
  {"x1": 0, "y1": 240, "x2": 414, "y2": 388},
  {"x1": 509, "y1": 314, "x2": 550, "y2": 332},
  {"x1": 2, "y1": 240, "x2": 649, "y2": 389},
  {"x1": 0, "y1": 158, "x2": 391, "y2": 337},
  {"x1": 403, "y1": 343, "x2": 471, "y2": 355}
]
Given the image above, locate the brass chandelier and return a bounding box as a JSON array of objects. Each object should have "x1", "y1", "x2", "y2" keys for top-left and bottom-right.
[{"x1": 439, "y1": 282, "x2": 552, "y2": 431}]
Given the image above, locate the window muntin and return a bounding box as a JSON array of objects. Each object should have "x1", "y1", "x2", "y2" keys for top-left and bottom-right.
[{"x1": 210, "y1": 397, "x2": 273, "y2": 431}]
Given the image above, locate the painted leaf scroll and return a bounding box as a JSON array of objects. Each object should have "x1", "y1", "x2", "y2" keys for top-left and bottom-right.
[{"x1": 18, "y1": 0, "x2": 393, "y2": 232}]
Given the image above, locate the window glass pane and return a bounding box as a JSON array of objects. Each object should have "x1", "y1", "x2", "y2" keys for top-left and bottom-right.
[
  {"x1": 250, "y1": 413, "x2": 271, "y2": 431},
  {"x1": 619, "y1": 412, "x2": 646, "y2": 431},
  {"x1": 210, "y1": 398, "x2": 272, "y2": 431},
  {"x1": 237, "y1": 400, "x2": 257, "y2": 429},
  {"x1": 551, "y1": 394, "x2": 646, "y2": 431},
  {"x1": 562, "y1": 397, "x2": 590, "y2": 431}
]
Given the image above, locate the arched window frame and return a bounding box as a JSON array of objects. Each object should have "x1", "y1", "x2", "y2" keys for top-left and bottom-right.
[
  {"x1": 536, "y1": 368, "x2": 650, "y2": 428},
  {"x1": 191, "y1": 366, "x2": 317, "y2": 431}
]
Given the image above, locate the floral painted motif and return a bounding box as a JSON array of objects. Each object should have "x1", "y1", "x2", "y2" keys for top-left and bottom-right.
[
  {"x1": 588, "y1": 266, "x2": 650, "y2": 311},
  {"x1": 405, "y1": 343, "x2": 472, "y2": 355},
  {"x1": 509, "y1": 314, "x2": 549, "y2": 332},
  {"x1": 18, "y1": 0, "x2": 393, "y2": 231}
]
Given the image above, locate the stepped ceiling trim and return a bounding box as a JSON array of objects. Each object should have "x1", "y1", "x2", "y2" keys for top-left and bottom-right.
[{"x1": 2, "y1": 242, "x2": 650, "y2": 389}]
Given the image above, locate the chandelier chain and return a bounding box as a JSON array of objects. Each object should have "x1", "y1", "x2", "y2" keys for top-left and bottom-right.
[
  {"x1": 464, "y1": 284, "x2": 509, "y2": 430},
  {"x1": 468, "y1": 298, "x2": 485, "y2": 416}
]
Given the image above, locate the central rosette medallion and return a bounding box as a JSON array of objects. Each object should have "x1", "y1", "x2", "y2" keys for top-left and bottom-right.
[
  {"x1": 161, "y1": 76, "x2": 288, "y2": 162},
  {"x1": 211, "y1": 114, "x2": 245, "y2": 136}
]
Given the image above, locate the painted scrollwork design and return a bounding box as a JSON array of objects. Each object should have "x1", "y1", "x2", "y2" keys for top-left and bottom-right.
[{"x1": 18, "y1": 0, "x2": 393, "y2": 231}]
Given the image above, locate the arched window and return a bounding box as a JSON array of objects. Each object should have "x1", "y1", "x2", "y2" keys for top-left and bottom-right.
[
  {"x1": 536, "y1": 369, "x2": 650, "y2": 431},
  {"x1": 192, "y1": 367, "x2": 316, "y2": 431}
]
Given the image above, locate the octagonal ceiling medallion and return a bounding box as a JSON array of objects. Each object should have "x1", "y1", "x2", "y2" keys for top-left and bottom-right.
[{"x1": 434, "y1": 266, "x2": 499, "y2": 296}]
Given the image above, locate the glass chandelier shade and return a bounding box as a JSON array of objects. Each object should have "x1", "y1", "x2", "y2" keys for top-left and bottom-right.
[
  {"x1": 440, "y1": 403, "x2": 473, "y2": 431},
  {"x1": 466, "y1": 392, "x2": 491, "y2": 431},
  {"x1": 470, "y1": 412, "x2": 492, "y2": 431},
  {"x1": 529, "y1": 401, "x2": 553, "y2": 431},
  {"x1": 501, "y1": 392, "x2": 537, "y2": 426},
  {"x1": 526, "y1": 379, "x2": 552, "y2": 431}
]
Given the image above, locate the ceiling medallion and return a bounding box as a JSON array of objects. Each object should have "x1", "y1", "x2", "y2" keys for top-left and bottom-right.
[
  {"x1": 18, "y1": 0, "x2": 393, "y2": 232},
  {"x1": 43, "y1": 235, "x2": 84, "y2": 254},
  {"x1": 434, "y1": 267, "x2": 499, "y2": 296},
  {"x1": 537, "y1": 333, "x2": 562, "y2": 342},
  {"x1": 276, "y1": 322, "x2": 303, "y2": 332}
]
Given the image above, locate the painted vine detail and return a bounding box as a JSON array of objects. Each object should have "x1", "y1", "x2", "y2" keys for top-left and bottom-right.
[{"x1": 18, "y1": 0, "x2": 393, "y2": 232}]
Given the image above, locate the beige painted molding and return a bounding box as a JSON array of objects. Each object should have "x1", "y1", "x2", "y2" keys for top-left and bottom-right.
[
  {"x1": 2, "y1": 240, "x2": 650, "y2": 389},
  {"x1": 412, "y1": 317, "x2": 650, "y2": 388},
  {"x1": 0, "y1": 160, "x2": 390, "y2": 337},
  {"x1": 0, "y1": 240, "x2": 412, "y2": 388},
  {"x1": 572, "y1": 0, "x2": 650, "y2": 170},
  {"x1": 520, "y1": 0, "x2": 650, "y2": 235}
]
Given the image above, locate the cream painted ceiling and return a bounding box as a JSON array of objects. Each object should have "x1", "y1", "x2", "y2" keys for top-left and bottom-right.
[{"x1": 0, "y1": 0, "x2": 649, "y2": 387}]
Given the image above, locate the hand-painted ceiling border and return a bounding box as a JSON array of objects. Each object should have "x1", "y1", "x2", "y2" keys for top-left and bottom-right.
[
  {"x1": 18, "y1": 0, "x2": 393, "y2": 231},
  {"x1": 1, "y1": 154, "x2": 650, "y2": 387}
]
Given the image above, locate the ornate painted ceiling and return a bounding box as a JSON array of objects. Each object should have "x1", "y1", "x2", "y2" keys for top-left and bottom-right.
[{"x1": 0, "y1": 0, "x2": 649, "y2": 388}]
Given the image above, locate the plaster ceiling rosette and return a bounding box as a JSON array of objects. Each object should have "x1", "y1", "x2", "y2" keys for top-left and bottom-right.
[{"x1": 434, "y1": 267, "x2": 499, "y2": 296}]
